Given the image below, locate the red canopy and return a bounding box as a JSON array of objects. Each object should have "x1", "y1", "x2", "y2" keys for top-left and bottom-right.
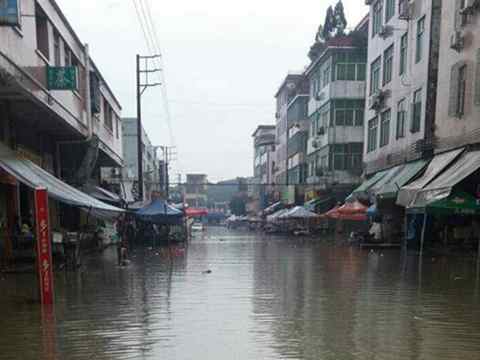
[
  {"x1": 185, "y1": 208, "x2": 208, "y2": 217},
  {"x1": 323, "y1": 203, "x2": 367, "y2": 221},
  {"x1": 338, "y1": 201, "x2": 368, "y2": 215}
]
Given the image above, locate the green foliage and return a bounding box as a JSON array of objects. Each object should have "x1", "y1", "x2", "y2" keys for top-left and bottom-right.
[
  {"x1": 322, "y1": 6, "x2": 336, "y2": 40},
  {"x1": 334, "y1": 0, "x2": 348, "y2": 36}
]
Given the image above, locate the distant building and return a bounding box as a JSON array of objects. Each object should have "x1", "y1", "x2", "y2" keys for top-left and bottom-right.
[
  {"x1": 102, "y1": 118, "x2": 160, "y2": 201},
  {"x1": 252, "y1": 125, "x2": 276, "y2": 210},
  {"x1": 185, "y1": 174, "x2": 208, "y2": 208},
  {"x1": 275, "y1": 73, "x2": 306, "y2": 203}
]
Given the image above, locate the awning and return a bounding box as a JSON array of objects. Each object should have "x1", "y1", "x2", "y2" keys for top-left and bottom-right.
[
  {"x1": 368, "y1": 165, "x2": 404, "y2": 196},
  {"x1": 376, "y1": 159, "x2": 428, "y2": 200},
  {"x1": 185, "y1": 208, "x2": 209, "y2": 217},
  {"x1": 351, "y1": 170, "x2": 389, "y2": 199},
  {"x1": 84, "y1": 184, "x2": 123, "y2": 205},
  {"x1": 263, "y1": 201, "x2": 283, "y2": 215},
  {"x1": 411, "y1": 191, "x2": 480, "y2": 216},
  {"x1": 279, "y1": 206, "x2": 319, "y2": 219},
  {"x1": 410, "y1": 150, "x2": 480, "y2": 209},
  {"x1": 304, "y1": 197, "x2": 333, "y2": 213},
  {"x1": 397, "y1": 148, "x2": 464, "y2": 207},
  {"x1": 136, "y1": 199, "x2": 183, "y2": 224},
  {"x1": 0, "y1": 143, "x2": 124, "y2": 218}
]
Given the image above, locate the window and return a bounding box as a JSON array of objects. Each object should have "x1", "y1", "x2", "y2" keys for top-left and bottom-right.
[
  {"x1": 386, "y1": 0, "x2": 395, "y2": 22},
  {"x1": 399, "y1": 33, "x2": 408, "y2": 75},
  {"x1": 368, "y1": 117, "x2": 379, "y2": 152},
  {"x1": 370, "y1": 56, "x2": 381, "y2": 94},
  {"x1": 64, "y1": 43, "x2": 71, "y2": 66},
  {"x1": 355, "y1": 109, "x2": 364, "y2": 126},
  {"x1": 104, "y1": 99, "x2": 113, "y2": 131},
  {"x1": 115, "y1": 115, "x2": 120, "y2": 139},
  {"x1": 416, "y1": 17, "x2": 425, "y2": 63},
  {"x1": 383, "y1": 45, "x2": 394, "y2": 85},
  {"x1": 53, "y1": 30, "x2": 61, "y2": 66},
  {"x1": 336, "y1": 63, "x2": 365, "y2": 81},
  {"x1": 372, "y1": 0, "x2": 383, "y2": 37},
  {"x1": 357, "y1": 63, "x2": 366, "y2": 81},
  {"x1": 35, "y1": 4, "x2": 49, "y2": 60},
  {"x1": 336, "y1": 110, "x2": 346, "y2": 126},
  {"x1": 411, "y1": 88, "x2": 422, "y2": 133},
  {"x1": 323, "y1": 66, "x2": 331, "y2": 87},
  {"x1": 333, "y1": 144, "x2": 363, "y2": 171},
  {"x1": 380, "y1": 109, "x2": 391, "y2": 147},
  {"x1": 396, "y1": 99, "x2": 406, "y2": 138},
  {"x1": 457, "y1": 65, "x2": 467, "y2": 116}
]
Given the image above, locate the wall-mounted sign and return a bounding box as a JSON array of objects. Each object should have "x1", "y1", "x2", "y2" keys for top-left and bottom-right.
[
  {"x1": 46, "y1": 66, "x2": 77, "y2": 91},
  {"x1": 0, "y1": 0, "x2": 19, "y2": 26}
]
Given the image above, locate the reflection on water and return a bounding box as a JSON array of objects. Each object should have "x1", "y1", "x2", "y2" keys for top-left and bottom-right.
[{"x1": 1, "y1": 227, "x2": 480, "y2": 359}]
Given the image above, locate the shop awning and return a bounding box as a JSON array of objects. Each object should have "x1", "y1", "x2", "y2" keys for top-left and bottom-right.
[
  {"x1": 397, "y1": 148, "x2": 464, "y2": 207},
  {"x1": 304, "y1": 197, "x2": 333, "y2": 213},
  {"x1": 410, "y1": 150, "x2": 480, "y2": 209},
  {"x1": 414, "y1": 191, "x2": 480, "y2": 216},
  {"x1": 376, "y1": 159, "x2": 428, "y2": 200},
  {"x1": 279, "y1": 206, "x2": 319, "y2": 219},
  {"x1": 351, "y1": 170, "x2": 389, "y2": 199},
  {"x1": 0, "y1": 144, "x2": 124, "y2": 218},
  {"x1": 263, "y1": 201, "x2": 283, "y2": 215},
  {"x1": 84, "y1": 184, "x2": 123, "y2": 205},
  {"x1": 136, "y1": 199, "x2": 183, "y2": 224},
  {"x1": 368, "y1": 165, "x2": 404, "y2": 196}
]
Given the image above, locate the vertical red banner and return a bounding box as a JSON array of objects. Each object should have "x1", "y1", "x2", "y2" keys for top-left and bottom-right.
[{"x1": 35, "y1": 188, "x2": 54, "y2": 305}]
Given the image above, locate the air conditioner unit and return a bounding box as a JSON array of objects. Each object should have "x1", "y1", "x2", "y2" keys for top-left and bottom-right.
[
  {"x1": 378, "y1": 25, "x2": 393, "y2": 39},
  {"x1": 398, "y1": 0, "x2": 412, "y2": 20},
  {"x1": 312, "y1": 140, "x2": 320, "y2": 149},
  {"x1": 450, "y1": 31, "x2": 464, "y2": 52},
  {"x1": 317, "y1": 126, "x2": 325, "y2": 135}
]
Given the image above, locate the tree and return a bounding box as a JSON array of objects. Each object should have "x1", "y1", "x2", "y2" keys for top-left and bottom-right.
[
  {"x1": 315, "y1": 24, "x2": 324, "y2": 43},
  {"x1": 334, "y1": 0, "x2": 348, "y2": 36},
  {"x1": 322, "y1": 6, "x2": 336, "y2": 40}
]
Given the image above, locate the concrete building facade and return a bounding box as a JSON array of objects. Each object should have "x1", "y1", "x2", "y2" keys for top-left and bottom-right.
[
  {"x1": 0, "y1": 0, "x2": 123, "y2": 179},
  {"x1": 252, "y1": 125, "x2": 276, "y2": 210},
  {"x1": 185, "y1": 174, "x2": 208, "y2": 208},
  {"x1": 363, "y1": 0, "x2": 442, "y2": 175},
  {"x1": 305, "y1": 19, "x2": 369, "y2": 201},
  {"x1": 434, "y1": 0, "x2": 480, "y2": 152}
]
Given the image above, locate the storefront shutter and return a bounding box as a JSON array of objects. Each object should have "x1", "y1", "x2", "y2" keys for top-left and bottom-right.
[{"x1": 448, "y1": 63, "x2": 461, "y2": 117}]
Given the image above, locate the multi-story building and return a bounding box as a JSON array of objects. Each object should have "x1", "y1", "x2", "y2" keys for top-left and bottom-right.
[
  {"x1": 0, "y1": 0, "x2": 123, "y2": 179},
  {"x1": 434, "y1": 0, "x2": 480, "y2": 151},
  {"x1": 252, "y1": 125, "x2": 276, "y2": 210},
  {"x1": 274, "y1": 73, "x2": 305, "y2": 203},
  {"x1": 102, "y1": 117, "x2": 160, "y2": 202},
  {"x1": 286, "y1": 78, "x2": 310, "y2": 204},
  {"x1": 362, "y1": 0, "x2": 441, "y2": 176},
  {"x1": 305, "y1": 17, "x2": 369, "y2": 202},
  {"x1": 184, "y1": 174, "x2": 208, "y2": 208}
]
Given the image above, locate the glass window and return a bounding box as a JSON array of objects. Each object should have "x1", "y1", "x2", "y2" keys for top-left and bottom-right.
[
  {"x1": 355, "y1": 109, "x2": 364, "y2": 126},
  {"x1": 53, "y1": 30, "x2": 61, "y2": 66},
  {"x1": 345, "y1": 110, "x2": 354, "y2": 126},
  {"x1": 357, "y1": 63, "x2": 366, "y2": 81},
  {"x1": 457, "y1": 64, "x2": 467, "y2": 116},
  {"x1": 35, "y1": 4, "x2": 49, "y2": 60},
  {"x1": 380, "y1": 109, "x2": 391, "y2": 147},
  {"x1": 416, "y1": 17, "x2": 425, "y2": 63},
  {"x1": 372, "y1": 0, "x2": 383, "y2": 37},
  {"x1": 370, "y1": 56, "x2": 381, "y2": 94},
  {"x1": 337, "y1": 64, "x2": 347, "y2": 80},
  {"x1": 336, "y1": 110, "x2": 346, "y2": 126},
  {"x1": 383, "y1": 45, "x2": 394, "y2": 85},
  {"x1": 368, "y1": 117, "x2": 378, "y2": 152},
  {"x1": 396, "y1": 99, "x2": 406, "y2": 138},
  {"x1": 386, "y1": 0, "x2": 395, "y2": 22},
  {"x1": 399, "y1": 32, "x2": 408, "y2": 75},
  {"x1": 411, "y1": 88, "x2": 422, "y2": 133},
  {"x1": 323, "y1": 66, "x2": 331, "y2": 87}
]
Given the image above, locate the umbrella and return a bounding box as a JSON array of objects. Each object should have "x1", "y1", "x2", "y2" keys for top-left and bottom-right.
[
  {"x1": 338, "y1": 200, "x2": 368, "y2": 215},
  {"x1": 279, "y1": 206, "x2": 319, "y2": 219}
]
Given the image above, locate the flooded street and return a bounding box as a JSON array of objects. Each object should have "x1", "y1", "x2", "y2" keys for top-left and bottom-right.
[{"x1": 1, "y1": 227, "x2": 480, "y2": 360}]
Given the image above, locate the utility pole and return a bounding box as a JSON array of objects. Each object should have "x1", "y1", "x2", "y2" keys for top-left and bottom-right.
[
  {"x1": 160, "y1": 146, "x2": 177, "y2": 199},
  {"x1": 136, "y1": 54, "x2": 162, "y2": 201}
]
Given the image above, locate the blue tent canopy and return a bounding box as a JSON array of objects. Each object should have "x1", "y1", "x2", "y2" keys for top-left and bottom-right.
[{"x1": 136, "y1": 199, "x2": 184, "y2": 224}]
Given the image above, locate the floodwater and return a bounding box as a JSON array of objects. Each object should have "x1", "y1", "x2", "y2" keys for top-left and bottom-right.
[{"x1": 1, "y1": 227, "x2": 480, "y2": 360}]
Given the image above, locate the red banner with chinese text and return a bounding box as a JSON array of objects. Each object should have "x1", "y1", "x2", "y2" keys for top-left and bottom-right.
[{"x1": 35, "y1": 188, "x2": 54, "y2": 305}]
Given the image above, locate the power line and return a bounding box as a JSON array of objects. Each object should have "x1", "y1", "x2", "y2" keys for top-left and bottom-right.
[{"x1": 131, "y1": 0, "x2": 154, "y2": 54}]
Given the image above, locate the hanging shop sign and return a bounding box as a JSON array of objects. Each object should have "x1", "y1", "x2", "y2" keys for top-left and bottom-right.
[
  {"x1": 46, "y1": 66, "x2": 77, "y2": 91},
  {"x1": 35, "y1": 188, "x2": 54, "y2": 305},
  {"x1": 0, "y1": 0, "x2": 20, "y2": 26}
]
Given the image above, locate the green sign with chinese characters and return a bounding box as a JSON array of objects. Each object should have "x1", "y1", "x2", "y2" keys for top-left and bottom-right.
[{"x1": 46, "y1": 66, "x2": 77, "y2": 91}]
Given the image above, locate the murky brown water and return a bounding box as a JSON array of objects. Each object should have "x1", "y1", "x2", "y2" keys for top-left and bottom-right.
[{"x1": 1, "y1": 227, "x2": 480, "y2": 359}]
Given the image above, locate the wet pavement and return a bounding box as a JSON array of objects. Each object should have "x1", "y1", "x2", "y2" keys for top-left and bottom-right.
[{"x1": 1, "y1": 227, "x2": 480, "y2": 359}]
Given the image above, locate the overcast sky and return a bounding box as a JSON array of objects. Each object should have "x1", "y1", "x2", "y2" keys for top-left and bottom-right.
[{"x1": 58, "y1": 0, "x2": 368, "y2": 182}]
